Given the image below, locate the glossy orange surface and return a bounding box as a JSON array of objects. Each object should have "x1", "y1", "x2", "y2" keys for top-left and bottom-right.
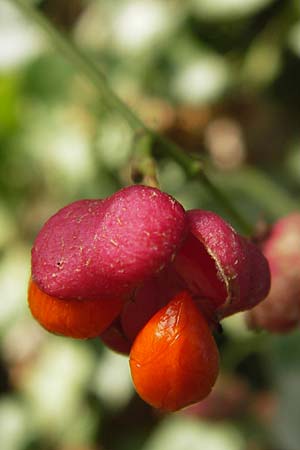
[
  {"x1": 28, "y1": 278, "x2": 124, "y2": 339},
  {"x1": 129, "y1": 291, "x2": 219, "y2": 411}
]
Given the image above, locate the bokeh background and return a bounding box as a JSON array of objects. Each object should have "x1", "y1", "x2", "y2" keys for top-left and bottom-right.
[{"x1": 1, "y1": 0, "x2": 300, "y2": 449}]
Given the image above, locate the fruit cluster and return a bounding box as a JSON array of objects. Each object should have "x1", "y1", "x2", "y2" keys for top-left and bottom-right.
[{"x1": 29, "y1": 185, "x2": 270, "y2": 411}]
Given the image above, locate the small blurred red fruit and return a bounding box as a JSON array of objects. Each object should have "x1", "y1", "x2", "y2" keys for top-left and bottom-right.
[{"x1": 247, "y1": 213, "x2": 300, "y2": 332}]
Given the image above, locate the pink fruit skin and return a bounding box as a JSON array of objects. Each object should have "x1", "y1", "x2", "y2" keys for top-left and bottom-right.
[
  {"x1": 247, "y1": 213, "x2": 300, "y2": 332},
  {"x1": 31, "y1": 185, "x2": 186, "y2": 301},
  {"x1": 173, "y1": 210, "x2": 270, "y2": 319},
  {"x1": 121, "y1": 264, "x2": 187, "y2": 342},
  {"x1": 99, "y1": 264, "x2": 187, "y2": 352},
  {"x1": 100, "y1": 320, "x2": 132, "y2": 355}
]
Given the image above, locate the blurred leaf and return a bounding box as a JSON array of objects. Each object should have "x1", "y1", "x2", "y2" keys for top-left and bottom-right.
[
  {"x1": 95, "y1": 116, "x2": 132, "y2": 170},
  {"x1": 22, "y1": 338, "x2": 95, "y2": 438},
  {"x1": 269, "y1": 332, "x2": 300, "y2": 450},
  {"x1": 0, "y1": 397, "x2": 29, "y2": 450},
  {"x1": 171, "y1": 54, "x2": 231, "y2": 104},
  {"x1": 110, "y1": 0, "x2": 180, "y2": 56},
  {"x1": 0, "y1": 0, "x2": 43, "y2": 70},
  {"x1": 0, "y1": 74, "x2": 21, "y2": 138},
  {"x1": 191, "y1": 0, "x2": 275, "y2": 21},
  {"x1": 92, "y1": 348, "x2": 134, "y2": 411},
  {"x1": 0, "y1": 244, "x2": 29, "y2": 334},
  {"x1": 222, "y1": 313, "x2": 255, "y2": 340},
  {"x1": 0, "y1": 202, "x2": 17, "y2": 249},
  {"x1": 242, "y1": 41, "x2": 281, "y2": 86},
  {"x1": 23, "y1": 53, "x2": 74, "y2": 102},
  {"x1": 214, "y1": 167, "x2": 298, "y2": 223},
  {"x1": 288, "y1": 21, "x2": 300, "y2": 57},
  {"x1": 142, "y1": 416, "x2": 245, "y2": 450}
]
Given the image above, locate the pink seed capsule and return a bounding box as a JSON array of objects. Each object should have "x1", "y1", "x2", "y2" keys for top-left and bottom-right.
[
  {"x1": 247, "y1": 213, "x2": 300, "y2": 332},
  {"x1": 100, "y1": 320, "x2": 132, "y2": 355},
  {"x1": 173, "y1": 210, "x2": 270, "y2": 320},
  {"x1": 31, "y1": 185, "x2": 186, "y2": 301}
]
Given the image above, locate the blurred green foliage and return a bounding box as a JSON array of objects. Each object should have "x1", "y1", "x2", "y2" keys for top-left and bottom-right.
[{"x1": 1, "y1": 0, "x2": 300, "y2": 449}]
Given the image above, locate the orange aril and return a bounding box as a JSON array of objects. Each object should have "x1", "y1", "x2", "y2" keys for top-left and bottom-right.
[
  {"x1": 28, "y1": 278, "x2": 124, "y2": 339},
  {"x1": 129, "y1": 291, "x2": 219, "y2": 411}
]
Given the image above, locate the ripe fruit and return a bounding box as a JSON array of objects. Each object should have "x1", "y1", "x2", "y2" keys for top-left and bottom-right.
[
  {"x1": 28, "y1": 278, "x2": 124, "y2": 339},
  {"x1": 129, "y1": 291, "x2": 219, "y2": 412},
  {"x1": 29, "y1": 185, "x2": 271, "y2": 411}
]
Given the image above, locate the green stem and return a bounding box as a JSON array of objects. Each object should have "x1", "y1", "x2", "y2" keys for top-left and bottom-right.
[
  {"x1": 13, "y1": 0, "x2": 252, "y2": 235},
  {"x1": 130, "y1": 132, "x2": 159, "y2": 188}
]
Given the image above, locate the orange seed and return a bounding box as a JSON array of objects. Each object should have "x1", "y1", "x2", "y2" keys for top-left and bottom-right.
[{"x1": 129, "y1": 291, "x2": 219, "y2": 411}]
